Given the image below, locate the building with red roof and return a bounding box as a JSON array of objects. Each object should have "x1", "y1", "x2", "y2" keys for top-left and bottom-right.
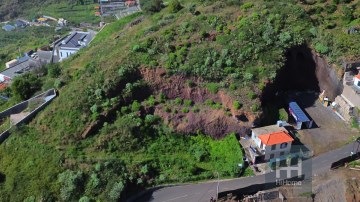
[{"x1": 249, "y1": 124, "x2": 294, "y2": 163}]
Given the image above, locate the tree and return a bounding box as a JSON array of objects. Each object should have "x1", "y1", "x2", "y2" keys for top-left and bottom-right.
[
  {"x1": 109, "y1": 181, "x2": 125, "y2": 200},
  {"x1": 278, "y1": 108, "x2": 288, "y2": 121},
  {"x1": 168, "y1": 0, "x2": 182, "y2": 13},
  {"x1": 142, "y1": 0, "x2": 163, "y2": 13},
  {"x1": 48, "y1": 64, "x2": 61, "y2": 78},
  {"x1": 233, "y1": 101, "x2": 242, "y2": 110},
  {"x1": 58, "y1": 170, "x2": 84, "y2": 201},
  {"x1": 11, "y1": 73, "x2": 41, "y2": 100}
]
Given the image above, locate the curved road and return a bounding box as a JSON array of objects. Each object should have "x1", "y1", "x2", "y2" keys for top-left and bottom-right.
[{"x1": 133, "y1": 143, "x2": 357, "y2": 202}]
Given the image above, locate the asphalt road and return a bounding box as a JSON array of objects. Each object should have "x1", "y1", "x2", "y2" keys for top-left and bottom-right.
[{"x1": 133, "y1": 142, "x2": 357, "y2": 202}]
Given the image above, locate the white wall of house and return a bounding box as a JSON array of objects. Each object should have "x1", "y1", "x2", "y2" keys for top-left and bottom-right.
[
  {"x1": 263, "y1": 141, "x2": 292, "y2": 160},
  {"x1": 0, "y1": 74, "x2": 10, "y2": 82},
  {"x1": 251, "y1": 131, "x2": 265, "y2": 150},
  {"x1": 354, "y1": 76, "x2": 360, "y2": 87},
  {"x1": 59, "y1": 49, "x2": 78, "y2": 61}
]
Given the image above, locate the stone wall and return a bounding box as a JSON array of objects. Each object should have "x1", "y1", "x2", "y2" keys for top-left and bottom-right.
[{"x1": 0, "y1": 89, "x2": 57, "y2": 143}]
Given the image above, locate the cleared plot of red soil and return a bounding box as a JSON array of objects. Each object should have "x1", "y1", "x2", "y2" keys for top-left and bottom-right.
[{"x1": 141, "y1": 68, "x2": 258, "y2": 139}]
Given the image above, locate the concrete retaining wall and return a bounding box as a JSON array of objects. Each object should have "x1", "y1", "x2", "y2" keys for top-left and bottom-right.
[{"x1": 0, "y1": 89, "x2": 57, "y2": 143}]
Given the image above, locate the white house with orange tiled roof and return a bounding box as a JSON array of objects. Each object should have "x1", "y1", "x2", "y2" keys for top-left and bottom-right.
[{"x1": 251, "y1": 125, "x2": 294, "y2": 161}]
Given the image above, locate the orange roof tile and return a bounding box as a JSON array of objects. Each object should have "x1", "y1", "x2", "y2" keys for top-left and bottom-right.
[
  {"x1": 355, "y1": 74, "x2": 360, "y2": 80},
  {"x1": 258, "y1": 131, "x2": 294, "y2": 146}
]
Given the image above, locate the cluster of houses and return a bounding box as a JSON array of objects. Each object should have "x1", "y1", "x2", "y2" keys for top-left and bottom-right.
[
  {"x1": 98, "y1": 0, "x2": 139, "y2": 19},
  {"x1": 0, "y1": 31, "x2": 96, "y2": 88},
  {"x1": 1, "y1": 16, "x2": 68, "y2": 32},
  {"x1": 241, "y1": 102, "x2": 312, "y2": 167},
  {"x1": 1, "y1": 19, "x2": 30, "y2": 31}
]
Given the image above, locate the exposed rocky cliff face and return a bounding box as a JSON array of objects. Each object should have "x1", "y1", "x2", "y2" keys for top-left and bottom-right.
[
  {"x1": 262, "y1": 46, "x2": 343, "y2": 105},
  {"x1": 140, "y1": 68, "x2": 255, "y2": 139},
  {"x1": 311, "y1": 51, "x2": 343, "y2": 101}
]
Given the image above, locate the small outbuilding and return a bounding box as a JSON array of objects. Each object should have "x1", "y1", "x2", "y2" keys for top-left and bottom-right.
[
  {"x1": 2, "y1": 24, "x2": 15, "y2": 31},
  {"x1": 14, "y1": 20, "x2": 28, "y2": 28},
  {"x1": 289, "y1": 102, "x2": 313, "y2": 130}
]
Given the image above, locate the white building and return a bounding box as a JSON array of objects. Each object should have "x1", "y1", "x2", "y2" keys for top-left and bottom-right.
[
  {"x1": 0, "y1": 56, "x2": 41, "y2": 82},
  {"x1": 55, "y1": 31, "x2": 94, "y2": 62},
  {"x1": 250, "y1": 125, "x2": 294, "y2": 162},
  {"x1": 354, "y1": 74, "x2": 360, "y2": 87}
]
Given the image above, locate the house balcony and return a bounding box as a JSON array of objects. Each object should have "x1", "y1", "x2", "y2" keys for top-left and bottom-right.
[{"x1": 240, "y1": 137, "x2": 265, "y2": 163}]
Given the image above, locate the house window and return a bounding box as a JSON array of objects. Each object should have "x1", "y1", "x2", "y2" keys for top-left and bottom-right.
[
  {"x1": 271, "y1": 145, "x2": 276, "y2": 150},
  {"x1": 280, "y1": 151, "x2": 285, "y2": 156},
  {"x1": 60, "y1": 52, "x2": 62, "y2": 57},
  {"x1": 280, "y1": 143, "x2": 288, "y2": 149},
  {"x1": 270, "y1": 154, "x2": 275, "y2": 159}
]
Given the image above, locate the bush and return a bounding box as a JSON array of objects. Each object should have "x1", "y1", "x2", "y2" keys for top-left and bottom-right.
[
  {"x1": 205, "y1": 99, "x2": 214, "y2": 106},
  {"x1": 233, "y1": 101, "x2": 242, "y2": 110},
  {"x1": 186, "y1": 80, "x2": 196, "y2": 87},
  {"x1": 278, "y1": 108, "x2": 288, "y2": 121},
  {"x1": 79, "y1": 196, "x2": 91, "y2": 202},
  {"x1": 142, "y1": 0, "x2": 163, "y2": 13},
  {"x1": 229, "y1": 83, "x2": 237, "y2": 91},
  {"x1": 247, "y1": 91, "x2": 256, "y2": 100},
  {"x1": 11, "y1": 73, "x2": 41, "y2": 100},
  {"x1": 351, "y1": 117, "x2": 358, "y2": 128},
  {"x1": 192, "y1": 105, "x2": 200, "y2": 113},
  {"x1": 131, "y1": 101, "x2": 141, "y2": 112},
  {"x1": 184, "y1": 99, "x2": 192, "y2": 107},
  {"x1": 147, "y1": 95, "x2": 156, "y2": 107},
  {"x1": 207, "y1": 83, "x2": 219, "y2": 94},
  {"x1": 174, "y1": 98, "x2": 183, "y2": 105},
  {"x1": 158, "y1": 92, "x2": 167, "y2": 103},
  {"x1": 58, "y1": 170, "x2": 84, "y2": 201},
  {"x1": 181, "y1": 107, "x2": 189, "y2": 113},
  {"x1": 48, "y1": 64, "x2": 61, "y2": 78},
  {"x1": 54, "y1": 79, "x2": 64, "y2": 89},
  {"x1": 164, "y1": 106, "x2": 171, "y2": 112},
  {"x1": 168, "y1": 0, "x2": 183, "y2": 13},
  {"x1": 109, "y1": 181, "x2": 125, "y2": 200},
  {"x1": 241, "y1": 2, "x2": 253, "y2": 10},
  {"x1": 315, "y1": 43, "x2": 329, "y2": 54},
  {"x1": 251, "y1": 104, "x2": 260, "y2": 112}
]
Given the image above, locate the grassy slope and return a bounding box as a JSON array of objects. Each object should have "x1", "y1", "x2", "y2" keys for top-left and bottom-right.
[
  {"x1": 1, "y1": 0, "x2": 359, "y2": 201},
  {"x1": 301, "y1": 0, "x2": 360, "y2": 63}
]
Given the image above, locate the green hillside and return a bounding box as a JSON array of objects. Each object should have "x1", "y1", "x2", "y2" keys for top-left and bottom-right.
[{"x1": 0, "y1": 0, "x2": 360, "y2": 201}]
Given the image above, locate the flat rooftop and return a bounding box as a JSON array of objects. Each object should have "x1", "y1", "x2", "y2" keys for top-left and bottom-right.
[
  {"x1": 289, "y1": 101, "x2": 310, "y2": 122},
  {"x1": 0, "y1": 57, "x2": 40, "y2": 79},
  {"x1": 252, "y1": 125, "x2": 287, "y2": 136}
]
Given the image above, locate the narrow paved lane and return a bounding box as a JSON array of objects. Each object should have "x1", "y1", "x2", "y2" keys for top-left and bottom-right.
[{"x1": 133, "y1": 142, "x2": 357, "y2": 202}]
